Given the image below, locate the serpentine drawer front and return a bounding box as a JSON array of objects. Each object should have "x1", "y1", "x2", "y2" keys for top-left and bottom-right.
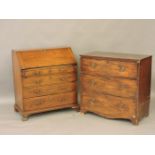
[
  {"x1": 81, "y1": 74, "x2": 137, "y2": 98},
  {"x1": 80, "y1": 52, "x2": 152, "y2": 125},
  {"x1": 81, "y1": 94, "x2": 136, "y2": 119},
  {"x1": 12, "y1": 47, "x2": 78, "y2": 121}
]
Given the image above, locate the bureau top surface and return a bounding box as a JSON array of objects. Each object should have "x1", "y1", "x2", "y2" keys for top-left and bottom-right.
[
  {"x1": 80, "y1": 51, "x2": 151, "y2": 61},
  {"x1": 13, "y1": 47, "x2": 76, "y2": 69}
]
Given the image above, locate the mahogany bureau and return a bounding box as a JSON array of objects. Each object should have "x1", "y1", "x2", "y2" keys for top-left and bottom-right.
[
  {"x1": 80, "y1": 52, "x2": 152, "y2": 125},
  {"x1": 12, "y1": 47, "x2": 78, "y2": 121}
]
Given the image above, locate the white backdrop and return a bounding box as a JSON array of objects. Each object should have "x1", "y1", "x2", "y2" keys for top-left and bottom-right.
[{"x1": 0, "y1": 19, "x2": 155, "y2": 103}]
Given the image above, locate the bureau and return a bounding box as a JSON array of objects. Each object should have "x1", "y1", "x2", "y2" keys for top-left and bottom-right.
[
  {"x1": 12, "y1": 47, "x2": 78, "y2": 121},
  {"x1": 80, "y1": 52, "x2": 152, "y2": 125}
]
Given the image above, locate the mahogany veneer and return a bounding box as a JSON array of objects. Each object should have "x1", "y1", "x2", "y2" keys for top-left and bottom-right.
[{"x1": 80, "y1": 52, "x2": 152, "y2": 125}]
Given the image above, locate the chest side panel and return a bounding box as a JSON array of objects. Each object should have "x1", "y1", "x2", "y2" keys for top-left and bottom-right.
[
  {"x1": 12, "y1": 51, "x2": 24, "y2": 110},
  {"x1": 138, "y1": 56, "x2": 152, "y2": 119}
]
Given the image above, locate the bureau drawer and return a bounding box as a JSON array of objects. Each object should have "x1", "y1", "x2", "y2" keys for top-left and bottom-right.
[
  {"x1": 81, "y1": 94, "x2": 136, "y2": 118},
  {"x1": 81, "y1": 74, "x2": 137, "y2": 98},
  {"x1": 24, "y1": 91, "x2": 77, "y2": 111},
  {"x1": 23, "y1": 73, "x2": 77, "y2": 87},
  {"x1": 23, "y1": 82, "x2": 77, "y2": 98},
  {"x1": 81, "y1": 58, "x2": 137, "y2": 79},
  {"x1": 22, "y1": 65, "x2": 77, "y2": 78}
]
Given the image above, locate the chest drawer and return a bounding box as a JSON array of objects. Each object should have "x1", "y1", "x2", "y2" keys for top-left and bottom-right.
[
  {"x1": 81, "y1": 74, "x2": 137, "y2": 98},
  {"x1": 23, "y1": 73, "x2": 77, "y2": 87},
  {"x1": 24, "y1": 91, "x2": 76, "y2": 111},
  {"x1": 81, "y1": 58, "x2": 137, "y2": 79},
  {"x1": 81, "y1": 94, "x2": 136, "y2": 118},
  {"x1": 22, "y1": 65, "x2": 76, "y2": 78},
  {"x1": 23, "y1": 82, "x2": 76, "y2": 98}
]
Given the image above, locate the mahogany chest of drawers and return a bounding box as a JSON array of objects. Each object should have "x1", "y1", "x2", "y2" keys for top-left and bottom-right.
[
  {"x1": 80, "y1": 52, "x2": 152, "y2": 125},
  {"x1": 12, "y1": 47, "x2": 78, "y2": 120}
]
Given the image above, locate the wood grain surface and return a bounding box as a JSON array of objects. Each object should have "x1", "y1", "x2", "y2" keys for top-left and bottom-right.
[
  {"x1": 24, "y1": 91, "x2": 77, "y2": 111},
  {"x1": 22, "y1": 65, "x2": 77, "y2": 78},
  {"x1": 81, "y1": 57, "x2": 137, "y2": 79},
  {"x1": 81, "y1": 94, "x2": 136, "y2": 119},
  {"x1": 23, "y1": 82, "x2": 76, "y2": 98},
  {"x1": 12, "y1": 47, "x2": 78, "y2": 120},
  {"x1": 80, "y1": 52, "x2": 152, "y2": 125},
  {"x1": 81, "y1": 74, "x2": 137, "y2": 98},
  {"x1": 23, "y1": 73, "x2": 76, "y2": 87}
]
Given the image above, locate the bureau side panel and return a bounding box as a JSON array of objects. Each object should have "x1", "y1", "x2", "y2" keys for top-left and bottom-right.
[
  {"x1": 12, "y1": 51, "x2": 24, "y2": 110},
  {"x1": 138, "y1": 56, "x2": 152, "y2": 119}
]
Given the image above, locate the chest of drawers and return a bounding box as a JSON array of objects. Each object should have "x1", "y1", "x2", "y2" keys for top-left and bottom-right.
[
  {"x1": 80, "y1": 52, "x2": 152, "y2": 125},
  {"x1": 12, "y1": 47, "x2": 78, "y2": 120}
]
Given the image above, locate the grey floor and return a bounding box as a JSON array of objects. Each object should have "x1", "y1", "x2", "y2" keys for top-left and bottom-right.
[{"x1": 0, "y1": 95, "x2": 155, "y2": 135}]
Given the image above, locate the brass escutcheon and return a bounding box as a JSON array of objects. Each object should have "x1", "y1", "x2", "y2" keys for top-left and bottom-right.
[
  {"x1": 90, "y1": 80, "x2": 96, "y2": 86},
  {"x1": 59, "y1": 98, "x2": 65, "y2": 102},
  {"x1": 119, "y1": 65, "x2": 126, "y2": 72},
  {"x1": 34, "y1": 89, "x2": 41, "y2": 95},
  {"x1": 60, "y1": 77, "x2": 65, "y2": 81},
  {"x1": 34, "y1": 99, "x2": 44, "y2": 105},
  {"x1": 89, "y1": 98, "x2": 96, "y2": 105},
  {"x1": 91, "y1": 63, "x2": 97, "y2": 68},
  {"x1": 119, "y1": 83, "x2": 128, "y2": 89},
  {"x1": 34, "y1": 79, "x2": 42, "y2": 85}
]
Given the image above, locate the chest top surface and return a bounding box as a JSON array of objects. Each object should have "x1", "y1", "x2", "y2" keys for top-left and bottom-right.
[
  {"x1": 80, "y1": 51, "x2": 151, "y2": 61},
  {"x1": 14, "y1": 47, "x2": 76, "y2": 69}
]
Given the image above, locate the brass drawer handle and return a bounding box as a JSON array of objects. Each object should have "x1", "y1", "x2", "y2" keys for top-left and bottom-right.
[
  {"x1": 89, "y1": 99, "x2": 96, "y2": 105},
  {"x1": 33, "y1": 99, "x2": 45, "y2": 105},
  {"x1": 36, "y1": 100, "x2": 42, "y2": 105},
  {"x1": 116, "y1": 102, "x2": 128, "y2": 111},
  {"x1": 119, "y1": 83, "x2": 128, "y2": 89},
  {"x1": 119, "y1": 65, "x2": 126, "y2": 72},
  {"x1": 48, "y1": 69, "x2": 52, "y2": 74},
  {"x1": 33, "y1": 71, "x2": 41, "y2": 76},
  {"x1": 91, "y1": 63, "x2": 97, "y2": 68},
  {"x1": 34, "y1": 89, "x2": 42, "y2": 95},
  {"x1": 60, "y1": 77, "x2": 65, "y2": 81},
  {"x1": 59, "y1": 66, "x2": 65, "y2": 71},
  {"x1": 59, "y1": 98, "x2": 65, "y2": 102},
  {"x1": 34, "y1": 99, "x2": 44, "y2": 105},
  {"x1": 34, "y1": 79, "x2": 42, "y2": 85},
  {"x1": 90, "y1": 80, "x2": 96, "y2": 86},
  {"x1": 49, "y1": 75, "x2": 52, "y2": 79},
  {"x1": 103, "y1": 76, "x2": 109, "y2": 80},
  {"x1": 22, "y1": 71, "x2": 27, "y2": 78}
]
